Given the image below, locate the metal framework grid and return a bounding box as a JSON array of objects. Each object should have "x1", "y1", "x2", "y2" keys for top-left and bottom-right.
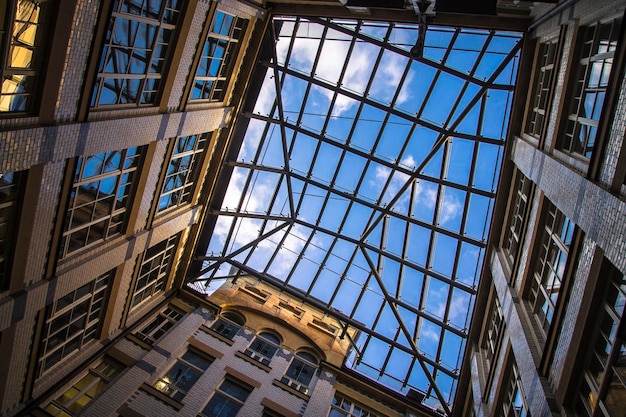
[{"x1": 189, "y1": 16, "x2": 522, "y2": 414}]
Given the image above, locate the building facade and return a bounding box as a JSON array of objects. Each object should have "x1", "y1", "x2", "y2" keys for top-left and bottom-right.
[{"x1": 0, "y1": 0, "x2": 625, "y2": 417}]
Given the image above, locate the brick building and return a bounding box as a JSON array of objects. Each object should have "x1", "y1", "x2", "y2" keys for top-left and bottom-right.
[{"x1": 0, "y1": 0, "x2": 625, "y2": 416}]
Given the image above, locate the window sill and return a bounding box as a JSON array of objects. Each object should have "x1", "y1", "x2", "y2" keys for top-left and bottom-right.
[
  {"x1": 140, "y1": 383, "x2": 184, "y2": 411},
  {"x1": 552, "y1": 148, "x2": 590, "y2": 176},
  {"x1": 200, "y1": 325, "x2": 235, "y2": 346},
  {"x1": 272, "y1": 379, "x2": 310, "y2": 400},
  {"x1": 235, "y1": 351, "x2": 272, "y2": 372},
  {"x1": 126, "y1": 333, "x2": 153, "y2": 350}
]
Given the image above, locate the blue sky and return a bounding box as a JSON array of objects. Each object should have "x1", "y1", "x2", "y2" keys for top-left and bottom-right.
[{"x1": 199, "y1": 16, "x2": 521, "y2": 412}]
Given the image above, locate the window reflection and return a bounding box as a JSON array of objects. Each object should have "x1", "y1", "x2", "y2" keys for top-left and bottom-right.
[
  {"x1": 561, "y1": 18, "x2": 621, "y2": 158},
  {"x1": 191, "y1": 11, "x2": 247, "y2": 102},
  {"x1": 91, "y1": 0, "x2": 182, "y2": 107},
  {"x1": 158, "y1": 133, "x2": 208, "y2": 212},
  {"x1": 61, "y1": 147, "x2": 144, "y2": 257},
  {"x1": 0, "y1": 0, "x2": 50, "y2": 112}
]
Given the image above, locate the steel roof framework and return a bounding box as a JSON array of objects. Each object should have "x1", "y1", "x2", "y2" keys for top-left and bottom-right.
[{"x1": 189, "y1": 16, "x2": 521, "y2": 414}]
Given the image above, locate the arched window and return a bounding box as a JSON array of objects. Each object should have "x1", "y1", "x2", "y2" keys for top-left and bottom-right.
[
  {"x1": 210, "y1": 311, "x2": 244, "y2": 340},
  {"x1": 281, "y1": 351, "x2": 318, "y2": 394},
  {"x1": 244, "y1": 331, "x2": 281, "y2": 366}
]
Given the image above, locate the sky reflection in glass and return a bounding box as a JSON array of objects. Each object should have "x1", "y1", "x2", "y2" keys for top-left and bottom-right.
[{"x1": 194, "y1": 16, "x2": 521, "y2": 414}]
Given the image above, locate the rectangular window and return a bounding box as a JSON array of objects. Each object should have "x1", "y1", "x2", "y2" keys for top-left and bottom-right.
[
  {"x1": 157, "y1": 133, "x2": 209, "y2": 212},
  {"x1": 560, "y1": 18, "x2": 622, "y2": 158},
  {"x1": 502, "y1": 171, "x2": 532, "y2": 265},
  {"x1": 526, "y1": 201, "x2": 574, "y2": 335},
  {"x1": 525, "y1": 39, "x2": 558, "y2": 139},
  {"x1": 42, "y1": 356, "x2": 124, "y2": 416},
  {"x1": 90, "y1": 0, "x2": 182, "y2": 107},
  {"x1": 576, "y1": 261, "x2": 626, "y2": 416},
  {"x1": 481, "y1": 291, "x2": 504, "y2": 374},
  {"x1": 500, "y1": 362, "x2": 529, "y2": 417},
  {"x1": 280, "y1": 352, "x2": 318, "y2": 395},
  {"x1": 0, "y1": 170, "x2": 24, "y2": 288},
  {"x1": 328, "y1": 393, "x2": 382, "y2": 417},
  {"x1": 200, "y1": 378, "x2": 252, "y2": 417},
  {"x1": 0, "y1": 0, "x2": 50, "y2": 113},
  {"x1": 38, "y1": 271, "x2": 112, "y2": 376},
  {"x1": 190, "y1": 11, "x2": 248, "y2": 102},
  {"x1": 153, "y1": 349, "x2": 212, "y2": 401},
  {"x1": 60, "y1": 146, "x2": 145, "y2": 257},
  {"x1": 130, "y1": 234, "x2": 179, "y2": 309},
  {"x1": 135, "y1": 305, "x2": 183, "y2": 345}
]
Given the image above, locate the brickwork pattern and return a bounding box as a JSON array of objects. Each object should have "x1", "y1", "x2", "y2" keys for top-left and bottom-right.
[
  {"x1": 513, "y1": 138, "x2": 626, "y2": 275},
  {"x1": 490, "y1": 252, "x2": 555, "y2": 417},
  {"x1": 0, "y1": 316, "x2": 37, "y2": 414},
  {"x1": 54, "y1": 0, "x2": 100, "y2": 123},
  {"x1": 135, "y1": 140, "x2": 169, "y2": 233},
  {"x1": 22, "y1": 162, "x2": 65, "y2": 285},
  {"x1": 599, "y1": 65, "x2": 626, "y2": 188},
  {"x1": 166, "y1": 2, "x2": 211, "y2": 112},
  {"x1": 0, "y1": 108, "x2": 230, "y2": 174},
  {"x1": 540, "y1": 22, "x2": 574, "y2": 153}
]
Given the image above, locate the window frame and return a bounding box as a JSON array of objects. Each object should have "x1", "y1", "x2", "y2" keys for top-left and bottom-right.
[
  {"x1": 280, "y1": 351, "x2": 318, "y2": 395},
  {"x1": 525, "y1": 37, "x2": 560, "y2": 141},
  {"x1": 60, "y1": 146, "x2": 145, "y2": 258},
  {"x1": 42, "y1": 356, "x2": 124, "y2": 416},
  {"x1": 210, "y1": 311, "x2": 244, "y2": 340},
  {"x1": 129, "y1": 233, "x2": 180, "y2": 310},
  {"x1": 559, "y1": 18, "x2": 622, "y2": 159},
  {"x1": 37, "y1": 270, "x2": 113, "y2": 377},
  {"x1": 328, "y1": 393, "x2": 382, "y2": 417},
  {"x1": 525, "y1": 200, "x2": 575, "y2": 336},
  {"x1": 135, "y1": 305, "x2": 184, "y2": 345},
  {"x1": 89, "y1": 0, "x2": 183, "y2": 109},
  {"x1": 199, "y1": 377, "x2": 253, "y2": 417},
  {"x1": 500, "y1": 361, "x2": 530, "y2": 417},
  {"x1": 243, "y1": 331, "x2": 281, "y2": 366},
  {"x1": 501, "y1": 170, "x2": 533, "y2": 272},
  {"x1": 189, "y1": 10, "x2": 248, "y2": 103},
  {"x1": 574, "y1": 261, "x2": 626, "y2": 416},
  {"x1": 153, "y1": 348, "x2": 213, "y2": 401},
  {"x1": 0, "y1": 0, "x2": 51, "y2": 114},
  {"x1": 0, "y1": 170, "x2": 25, "y2": 289},
  {"x1": 156, "y1": 132, "x2": 210, "y2": 214}
]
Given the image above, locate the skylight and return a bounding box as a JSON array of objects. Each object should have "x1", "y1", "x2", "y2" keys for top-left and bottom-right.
[{"x1": 189, "y1": 15, "x2": 522, "y2": 414}]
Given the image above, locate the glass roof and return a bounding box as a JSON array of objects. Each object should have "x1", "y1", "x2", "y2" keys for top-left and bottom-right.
[{"x1": 189, "y1": 15, "x2": 522, "y2": 415}]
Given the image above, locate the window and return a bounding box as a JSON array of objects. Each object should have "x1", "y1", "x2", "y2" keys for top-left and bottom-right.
[
  {"x1": 502, "y1": 171, "x2": 532, "y2": 265},
  {"x1": 525, "y1": 39, "x2": 558, "y2": 139},
  {"x1": 210, "y1": 311, "x2": 244, "y2": 340},
  {"x1": 560, "y1": 18, "x2": 622, "y2": 158},
  {"x1": 60, "y1": 146, "x2": 145, "y2": 257},
  {"x1": 575, "y1": 261, "x2": 626, "y2": 416},
  {"x1": 526, "y1": 201, "x2": 574, "y2": 335},
  {"x1": 37, "y1": 271, "x2": 112, "y2": 376},
  {"x1": 42, "y1": 356, "x2": 124, "y2": 416},
  {"x1": 0, "y1": 170, "x2": 24, "y2": 289},
  {"x1": 243, "y1": 331, "x2": 280, "y2": 366},
  {"x1": 500, "y1": 362, "x2": 529, "y2": 417},
  {"x1": 481, "y1": 291, "x2": 504, "y2": 374},
  {"x1": 157, "y1": 133, "x2": 209, "y2": 212},
  {"x1": 190, "y1": 11, "x2": 248, "y2": 102},
  {"x1": 90, "y1": 0, "x2": 182, "y2": 107},
  {"x1": 328, "y1": 393, "x2": 382, "y2": 417},
  {"x1": 130, "y1": 233, "x2": 179, "y2": 309},
  {"x1": 0, "y1": 0, "x2": 50, "y2": 113},
  {"x1": 199, "y1": 378, "x2": 252, "y2": 417},
  {"x1": 280, "y1": 352, "x2": 318, "y2": 395},
  {"x1": 135, "y1": 305, "x2": 183, "y2": 345},
  {"x1": 153, "y1": 349, "x2": 212, "y2": 401}
]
